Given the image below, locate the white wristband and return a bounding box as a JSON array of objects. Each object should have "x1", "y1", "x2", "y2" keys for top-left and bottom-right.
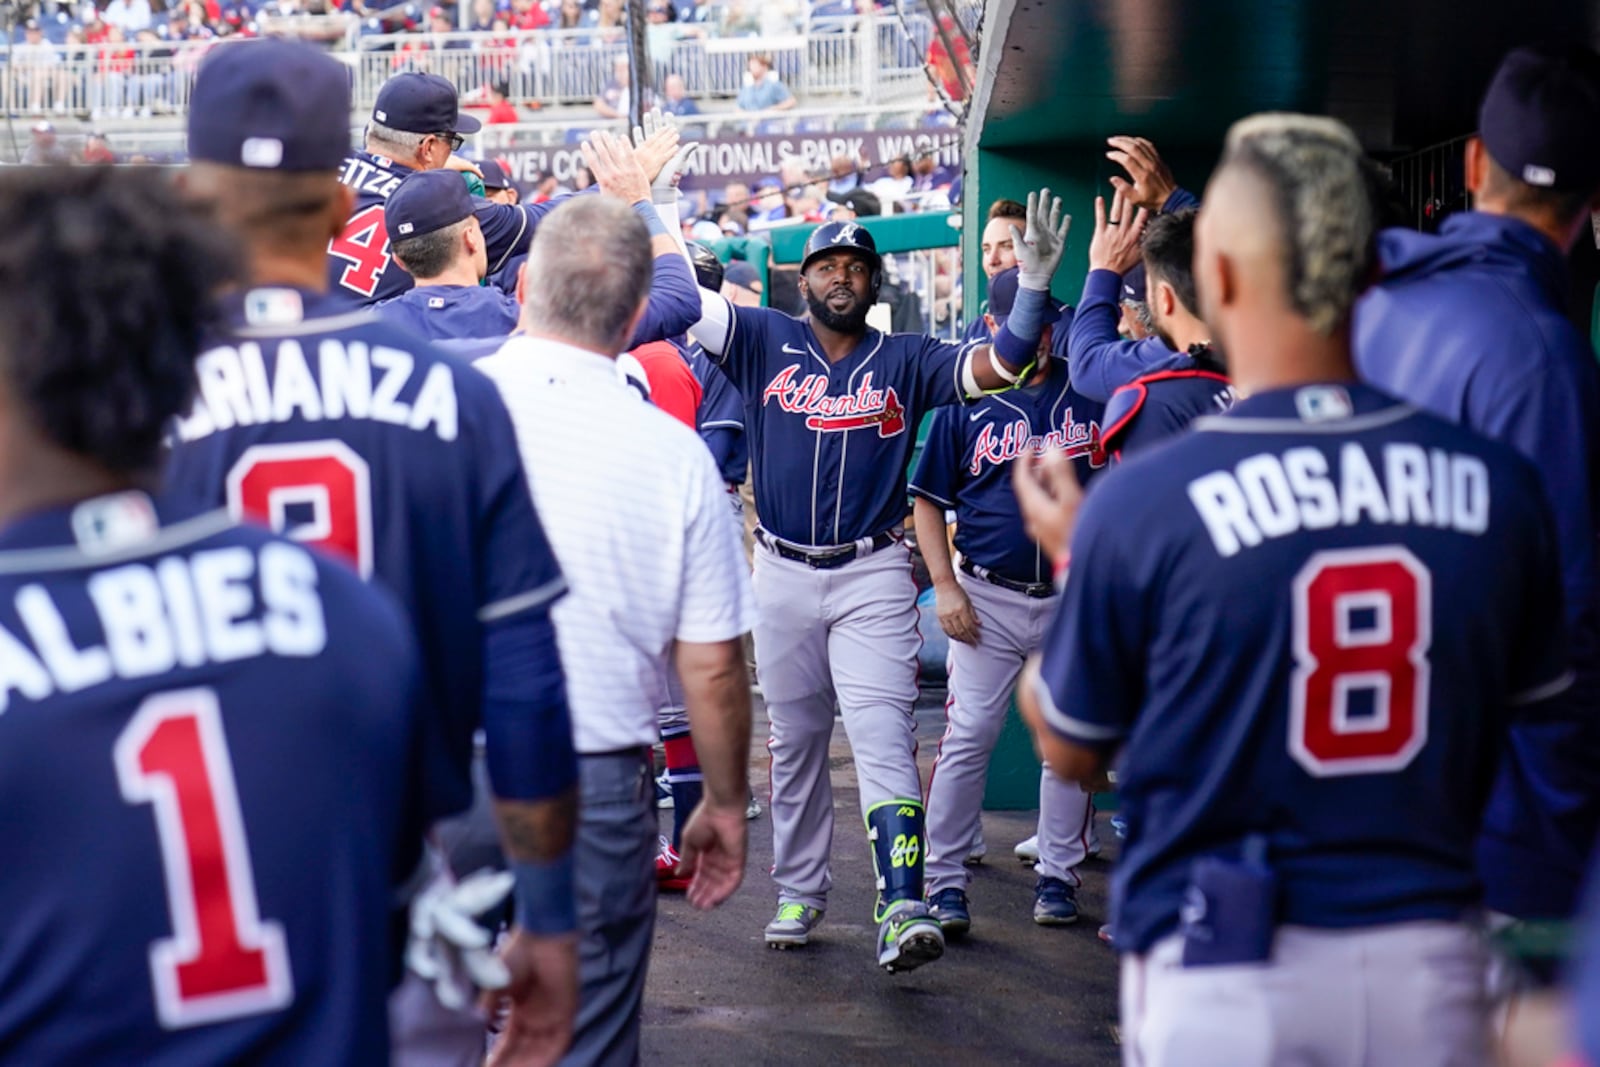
[
  {"x1": 960, "y1": 353, "x2": 983, "y2": 399},
  {"x1": 989, "y1": 347, "x2": 1024, "y2": 385},
  {"x1": 1016, "y1": 271, "x2": 1052, "y2": 291}
]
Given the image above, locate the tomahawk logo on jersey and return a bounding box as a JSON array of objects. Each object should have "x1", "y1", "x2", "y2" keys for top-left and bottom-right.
[
  {"x1": 164, "y1": 287, "x2": 566, "y2": 820},
  {"x1": 0, "y1": 493, "x2": 423, "y2": 1064},
  {"x1": 912, "y1": 379, "x2": 1105, "y2": 585},
  {"x1": 702, "y1": 306, "x2": 981, "y2": 546},
  {"x1": 326, "y1": 153, "x2": 569, "y2": 308},
  {"x1": 1033, "y1": 383, "x2": 1572, "y2": 953}
]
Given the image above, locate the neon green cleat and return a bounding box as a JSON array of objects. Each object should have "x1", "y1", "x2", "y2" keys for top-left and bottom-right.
[
  {"x1": 876, "y1": 899, "x2": 944, "y2": 974},
  {"x1": 764, "y1": 902, "x2": 825, "y2": 949}
]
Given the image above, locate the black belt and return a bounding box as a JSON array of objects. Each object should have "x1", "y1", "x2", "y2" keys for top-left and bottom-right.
[
  {"x1": 959, "y1": 557, "x2": 1054, "y2": 599},
  {"x1": 756, "y1": 527, "x2": 898, "y2": 570}
]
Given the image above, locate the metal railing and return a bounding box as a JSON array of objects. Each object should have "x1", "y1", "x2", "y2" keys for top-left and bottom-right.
[{"x1": 0, "y1": 14, "x2": 935, "y2": 120}]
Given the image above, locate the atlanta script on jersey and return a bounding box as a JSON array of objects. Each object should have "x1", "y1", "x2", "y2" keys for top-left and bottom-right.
[
  {"x1": 911, "y1": 370, "x2": 1105, "y2": 585},
  {"x1": 1035, "y1": 382, "x2": 1571, "y2": 954},
  {"x1": 703, "y1": 303, "x2": 982, "y2": 546},
  {"x1": 0, "y1": 493, "x2": 423, "y2": 1064}
]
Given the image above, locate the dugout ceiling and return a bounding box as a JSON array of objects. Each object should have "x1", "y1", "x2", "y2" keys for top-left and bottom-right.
[{"x1": 970, "y1": 0, "x2": 1600, "y2": 156}]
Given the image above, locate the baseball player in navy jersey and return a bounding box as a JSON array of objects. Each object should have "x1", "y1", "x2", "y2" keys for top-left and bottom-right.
[
  {"x1": 170, "y1": 42, "x2": 580, "y2": 1066},
  {"x1": 910, "y1": 266, "x2": 1104, "y2": 935},
  {"x1": 327, "y1": 71, "x2": 683, "y2": 308},
  {"x1": 688, "y1": 190, "x2": 1072, "y2": 972},
  {"x1": 1021, "y1": 114, "x2": 1572, "y2": 1067},
  {"x1": 1079, "y1": 209, "x2": 1235, "y2": 461},
  {"x1": 0, "y1": 166, "x2": 429, "y2": 1066},
  {"x1": 375, "y1": 169, "x2": 521, "y2": 341}
]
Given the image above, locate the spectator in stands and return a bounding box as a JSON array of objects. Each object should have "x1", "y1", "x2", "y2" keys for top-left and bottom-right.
[
  {"x1": 471, "y1": 79, "x2": 519, "y2": 123},
  {"x1": 91, "y1": 24, "x2": 134, "y2": 117},
  {"x1": 102, "y1": 0, "x2": 153, "y2": 33},
  {"x1": 927, "y1": 13, "x2": 973, "y2": 101},
  {"x1": 12, "y1": 21, "x2": 64, "y2": 113},
  {"x1": 552, "y1": 0, "x2": 584, "y2": 29},
  {"x1": 466, "y1": 0, "x2": 496, "y2": 30},
  {"x1": 508, "y1": 0, "x2": 548, "y2": 29},
  {"x1": 911, "y1": 152, "x2": 953, "y2": 194},
  {"x1": 81, "y1": 130, "x2": 115, "y2": 165},
  {"x1": 572, "y1": 163, "x2": 594, "y2": 191},
  {"x1": 719, "y1": 179, "x2": 751, "y2": 230},
  {"x1": 584, "y1": 0, "x2": 626, "y2": 41},
  {"x1": 869, "y1": 154, "x2": 914, "y2": 209},
  {"x1": 737, "y1": 54, "x2": 794, "y2": 113},
  {"x1": 661, "y1": 72, "x2": 700, "y2": 118},
  {"x1": 746, "y1": 175, "x2": 789, "y2": 230},
  {"x1": 677, "y1": 0, "x2": 718, "y2": 29},
  {"x1": 809, "y1": 0, "x2": 857, "y2": 26},
  {"x1": 593, "y1": 54, "x2": 630, "y2": 120},
  {"x1": 22, "y1": 121, "x2": 71, "y2": 165},
  {"x1": 827, "y1": 153, "x2": 861, "y2": 196}
]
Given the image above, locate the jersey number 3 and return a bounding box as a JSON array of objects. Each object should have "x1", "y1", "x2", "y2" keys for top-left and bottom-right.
[
  {"x1": 1289, "y1": 546, "x2": 1432, "y2": 777},
  {"x1": 115, "y1": 688, "x2": 293, "y2": 1028}
]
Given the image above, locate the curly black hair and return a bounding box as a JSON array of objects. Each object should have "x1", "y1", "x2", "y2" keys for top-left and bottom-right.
[{"x1": 0, "y1": 166, "x2": 237, "y2": 473}]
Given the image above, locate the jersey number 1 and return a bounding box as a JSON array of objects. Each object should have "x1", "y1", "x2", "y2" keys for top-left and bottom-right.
[
  {"x1": 330, "y1": 204, "x2": 391, "y2": 299},
  {"x1": 1289, "y1": 546, "x2": 1432, "y2": 777},
  {"x1": 115, "y1": 688, "x2": 293, "y2": 1029}
]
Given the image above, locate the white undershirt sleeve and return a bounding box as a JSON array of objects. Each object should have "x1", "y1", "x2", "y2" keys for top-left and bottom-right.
[{"x1": 687, "y1": 289, "x2": 735, "y2": 357}]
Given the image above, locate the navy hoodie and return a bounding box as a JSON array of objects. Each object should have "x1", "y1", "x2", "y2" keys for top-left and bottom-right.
[{"x1": 1356, "y1": 210, "x2": 1600, "y2": 920}]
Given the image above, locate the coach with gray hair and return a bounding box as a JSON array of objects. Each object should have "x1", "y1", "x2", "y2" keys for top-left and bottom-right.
[{"x1": 473, "y1": 186, "x2": 756, "y2": 1066}]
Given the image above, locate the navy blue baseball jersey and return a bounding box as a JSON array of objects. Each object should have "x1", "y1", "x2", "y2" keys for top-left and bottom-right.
[
  {"x1": 687, "y1": 343, "x2": 747, "y2": 485},
  {"x1": 1035, "y1": 382, "x2": 1570, "y2": 953},
  {"x1": 326, "y1": 152, "x2": 567, "y2": 308},
  {"x1": 910, "y1": 367, "x2": 1104, "y2": 584},
  {"x1": 164, "y1": 286, "x2": 566, "y2": 820},
  {"x1": 376, "y1": 283, "x2": 520, "y2": 342},
  {"x1": 699, "y1": 302, "x2": 980, "y2": 545},
  {"x1": 1066, "y1": 268, "x2": 1177, "y2": 402},
  {"x1": 1356, "y1": 211, "x2": 1600, "y2": 919},
  {"x1": 0, "y1": 492, "x2": 423, "y2": 1064},
  {"x1": 1099, "y1": 365, "x2": 1235, "y2": 461}
]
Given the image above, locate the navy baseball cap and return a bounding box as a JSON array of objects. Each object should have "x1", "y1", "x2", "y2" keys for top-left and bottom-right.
[
  {"x1": 1479, "y1": 45, "x2": 1600, "y2": 192},
  {"x1": 478, "y1": 158, "x2": 512, "y2": 190},
  {"x1": 1120, "y1": 262, "x2": 1147, "y2": 304},
  {"x1": 724, "y1": 260, "x2": 762, "y2": 291},
  {"x1": 385, "y1": 169, "x2": 474, "y2": 241},
  {"x1": 988, "y1": 266, "x2": 1063, "y2": 324},
  {"x1": 372, "y1": 72, "x2": 481, "y2": 136},
  {"x1": 189, "y1": 39, "x2": 352, "y2": 171}
]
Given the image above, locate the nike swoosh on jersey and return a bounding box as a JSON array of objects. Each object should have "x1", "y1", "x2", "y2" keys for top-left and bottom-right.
[
  {"x1": 969, "y1": 408, "x2": 989, "y2": 422},
  {"x1": 781, "y1": 343, "x2": 809, "y2": 355}
]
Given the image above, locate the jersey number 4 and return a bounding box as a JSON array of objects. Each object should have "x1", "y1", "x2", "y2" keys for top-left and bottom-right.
[
  {"x1": 330, "y1": 204, "x2": 391, "y2": 299},
  {"x1": 115, "y1": 688, "x2": 293, "y2": 1028},
  {"x1": 1289, "y1": 546, "x2": 1432, "y2": 777},
  {"x1": 227, "y1": 441, "x2": 374, "y2": 578}
]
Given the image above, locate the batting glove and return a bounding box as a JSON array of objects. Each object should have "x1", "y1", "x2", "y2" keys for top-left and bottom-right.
[
  {"x1": 405, "y1": 868, "x2": 514, "y2": 1012},
  {"x1": 1010, "y1": 187, "x2": 1071, "y2": 291}
]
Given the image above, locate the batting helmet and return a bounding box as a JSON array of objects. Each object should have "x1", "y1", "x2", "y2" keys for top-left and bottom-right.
[
  {"x1": 801, "y1": 220, "x2": 882, "y2": 297},
  {"x1": 686, "y1": 241, "x2": 724, "y2": 291}
]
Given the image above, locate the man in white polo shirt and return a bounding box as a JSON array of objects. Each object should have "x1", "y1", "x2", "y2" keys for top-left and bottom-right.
[{"x1": 473, "y1": 136, "x2": 755, "y2": 1067}]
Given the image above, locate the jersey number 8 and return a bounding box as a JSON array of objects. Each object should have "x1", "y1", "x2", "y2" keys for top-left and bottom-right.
[{"x1": 1289, "y1": 546, "x2": 1432, "y2": 777}]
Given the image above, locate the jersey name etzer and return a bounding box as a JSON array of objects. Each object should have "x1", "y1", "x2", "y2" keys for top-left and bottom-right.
[{"x1": 761, "y1": 364, "x2": 906, "y2": 438}]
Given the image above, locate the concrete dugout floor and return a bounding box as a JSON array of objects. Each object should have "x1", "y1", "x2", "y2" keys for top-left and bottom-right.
[{"x1": 642, "y1": 686, "x2": 1123, "y2": 1066}]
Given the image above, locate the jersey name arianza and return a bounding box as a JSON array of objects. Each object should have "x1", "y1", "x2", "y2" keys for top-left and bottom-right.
[
  {"x1": 968, "y1": 415, "x2": 1098, "y2": 476},
  {"x1": 0, "y1": 542, "x2": 325, "y2": 713},
  {"x1": 1189, "y1": 442, "x2": 1490, "y2": 557},
  {"x1": 173, "y1": 340, "x2": 459, "y2": 444},
  {"x1": 761, "y1": 365, "x2": 906, "y2": 437}
]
